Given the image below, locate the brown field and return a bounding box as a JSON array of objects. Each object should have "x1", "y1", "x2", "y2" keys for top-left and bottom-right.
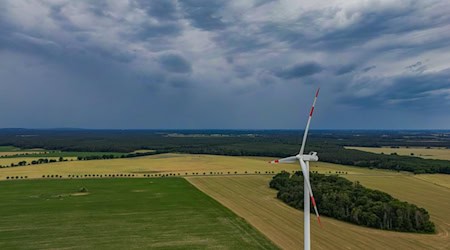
[
  {"x1": 188, "y1": 173, "x2": 450, "y2": 250},
  {"x1": 346, "y1": 146, "x2": 450, "y2": 160}
]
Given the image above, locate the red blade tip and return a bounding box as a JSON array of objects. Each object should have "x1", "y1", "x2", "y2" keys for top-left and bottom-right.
[{"x1": 311, "y1": 196, "x2": 317, "y2": 207}]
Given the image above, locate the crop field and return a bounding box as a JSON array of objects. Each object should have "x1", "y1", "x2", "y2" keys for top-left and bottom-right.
[
  {"x1": 0, "y1": 151, "x2": 49, "y2": 157},
  {"x1": 346, "y1": 146, "x2": 450, "y2": 160},
  {"x1": 414, "y1": 174, "x2": 450, "y2": 189},
  {"x1": 188, "y1": 167, "x2": 450, "y2": 249},
  {"x1": 0, "y1": 157, "x2": 77, "y2": 167},
  {"x1": 0, "y1": 146, "x2": 48, "y2": 157},
  {"x1": 0, "y1": 153, "x2": 300, "y2": 179},
  {"x1": 1, "y1": 154, "x2": 449, "y2": 249},
  {"x1": 0, "y1": 178, "x2": 276, "y2": 249},
  {"x1": 1, "y1": 151, "x2": 124, "y2": 158}
]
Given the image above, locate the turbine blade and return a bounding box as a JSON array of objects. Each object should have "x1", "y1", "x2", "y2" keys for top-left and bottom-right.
[
  {"x1": 299, "y1": 159, "x2": 322, "y2": 226},
  {"x1": 299, "y1": 88, "x2": 320, "y2": 155},
  {"x1": 269, "y1": 156, "x2": 297, "y2": 164}
]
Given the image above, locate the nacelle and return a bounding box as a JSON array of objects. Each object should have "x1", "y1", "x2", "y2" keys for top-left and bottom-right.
[{"x1": 297, "y1": 151, "x2": 319, "y2": 162}]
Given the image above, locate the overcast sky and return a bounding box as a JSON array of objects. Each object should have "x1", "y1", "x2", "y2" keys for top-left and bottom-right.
[{"x1": 1, "y1": 0, "x2": 449, "y2": 129}]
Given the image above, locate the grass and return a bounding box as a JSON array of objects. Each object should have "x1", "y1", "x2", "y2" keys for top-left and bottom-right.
[
  {"x1": 0, "y1": 178, "x2": 277, "y2": 249},
  {"x1": 0, "y1": 146, "x2": 23, "y2": 152},
  {"x1": 345, "y1": 146, "x2": 450, "y2": 161}
]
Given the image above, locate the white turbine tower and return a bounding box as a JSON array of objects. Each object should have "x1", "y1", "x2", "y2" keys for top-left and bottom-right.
[{"x1": 270, "y1": 88, "x2": 321, "y2": 250}]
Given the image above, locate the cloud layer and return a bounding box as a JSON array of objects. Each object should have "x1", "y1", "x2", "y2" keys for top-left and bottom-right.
[{"x1": 0, "y1": 0, "x2": 449, "y2": 129}]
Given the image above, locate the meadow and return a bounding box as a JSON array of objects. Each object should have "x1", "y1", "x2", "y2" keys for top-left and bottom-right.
[
  {"x1": 346, "y1": 146, "x2": 450, "y2": 161},
  {"x1": 0, "y1": 178, "x2": 276, "y2": 249}
]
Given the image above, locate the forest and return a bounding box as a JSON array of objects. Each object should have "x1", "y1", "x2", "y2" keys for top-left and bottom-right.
[
  {"x1": 0, "y1": 129, "x2": 449, "y2": 174},
  {"x1": 270, "y1": 171, "x2": 435, "y2": 233}
]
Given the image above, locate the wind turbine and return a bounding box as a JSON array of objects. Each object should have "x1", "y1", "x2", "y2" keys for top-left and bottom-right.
[{"x1": 270, "y1": 88, "x2": 321, "y2": 250}]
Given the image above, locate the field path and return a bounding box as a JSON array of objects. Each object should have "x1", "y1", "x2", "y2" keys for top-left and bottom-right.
[{"x1": 187, "y1": 175, "x2": 449, "y2": 250}]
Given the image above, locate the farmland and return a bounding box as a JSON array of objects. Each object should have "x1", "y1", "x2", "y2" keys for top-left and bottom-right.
[
  {"x1": 0, "y1": 153, "x2": 300, "y2": 180},
  {"x1": 0, "y1": 146, "x2": 48, "y2": 157},
  {"x1": 0, "y1": 178, "x2": 276, "y2": 249},
  {"x1": 188, "y1": 170, "x2": 450, "y2": 249},
  {"x1": 346, "y1": 146, "x2": 450, "y2": 161},
  {"x1": 1, "y1": 153, "x2": 449, "y2": 249},
  {"x1": 0, "y1": 157, "x2": 77, "y2": 167}
]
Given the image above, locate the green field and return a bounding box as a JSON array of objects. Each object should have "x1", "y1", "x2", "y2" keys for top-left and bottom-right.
[
  {"x1": 0, "y1": 178, "x2": 276, "y2": 249},
  {"x1": 0, "y1": 146, "x2": 23, "y2": 151}
]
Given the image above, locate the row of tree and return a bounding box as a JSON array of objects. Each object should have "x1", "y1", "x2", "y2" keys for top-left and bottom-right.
[
  {"x1": 270, "y1": 171, "x2": 435, "y2": 233},
  {"x1": 76, "y1": 151, "x2": 159, "y2": 161},
  {"x1": 0, "y1": 157, "x2": 69, "y2": 168}
]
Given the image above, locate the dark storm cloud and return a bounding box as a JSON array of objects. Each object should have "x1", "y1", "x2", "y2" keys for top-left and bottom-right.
[
  {"x1": 137, "y1": 0, "x2": 178, "y2": 20},
  {"x1": 179, "y1": 0, "x2": 227, "y2": 30},
  {"x1": 362, "y1": 66, "x2": 376, "y2": 72},
  {"x1": 132, "y1": 0, "x2": 183, "y2": 39},
  {"x1": 335, "y1": 64, "x2": 357, "y2": 75},
  {"x1": 406, "y1": 61, "x2": 427, "y2": 73},
  {"x1": 253, "y1": 0, "x2": 277, "y2": 8},
  {"x1": 0, "y1": 0, "x2": 450, "y2": 129},
  {"x1": 275, "y1": 62, "x2": 323, "y2": 79},
  {"x1": 168, "y1": 77, "x2": 194, "y2": 88},
  {"x1": 158, "y1": 53, "x2": 192, "y2": 73},
  {"x1": 131, "y1": 22, "x2": 182, "y2": 41},
  {"x1": 258, "y1": 1, "x2": 450, "y2": 53},
  {"x1": 340, "y1": 68, "x2": 450, "y2": 109}
]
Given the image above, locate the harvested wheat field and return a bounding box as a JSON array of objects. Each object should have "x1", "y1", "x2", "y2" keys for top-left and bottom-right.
[
  {"x1": 188, "y1": 172, "x2": 450, "y2": 249},
  {"x1": 414, "y1": 174, "x2": 450, "y2": 189},
  {"x1": 0, "y1": 157, "x2": 76, "y2": 167},
  {"x1": 0, "y1": 154, "x2": 299, "y2": 179},
  {"x1": 346, "y1": 146, "x2": 450, "y2": 161}
]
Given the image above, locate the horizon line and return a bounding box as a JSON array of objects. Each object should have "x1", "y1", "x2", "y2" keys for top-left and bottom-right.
[{"x1": 1, "y1": 128, "x2": 450, "y2": 131}]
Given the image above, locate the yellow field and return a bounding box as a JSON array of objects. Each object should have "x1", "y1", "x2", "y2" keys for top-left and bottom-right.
[
  {"x1": 0, "y1": 151, "x2": 50, "y2": 157},
  {"x1": 0, "y1": 157, "x2": 76, "y2": 167},
  {"x1": 346, "y1": 146, "x2": 450, "y2": 160},
  {"x1": 414, "y1": 174, "x2": 450, "y2": 189},
  {"x1": 0, "y1": 154, "x2": 299, "y2": 179},
  {"x1": 188, "y1": 173, "x2": 450, "y2": 249}
]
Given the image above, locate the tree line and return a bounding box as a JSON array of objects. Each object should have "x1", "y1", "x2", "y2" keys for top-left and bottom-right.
[
  {"x1": 270, "y1": 171, "x2": 435, "y2": 233},
  {"x1": 0, "y1": 129, "x2": 449, "y2": 174}
]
